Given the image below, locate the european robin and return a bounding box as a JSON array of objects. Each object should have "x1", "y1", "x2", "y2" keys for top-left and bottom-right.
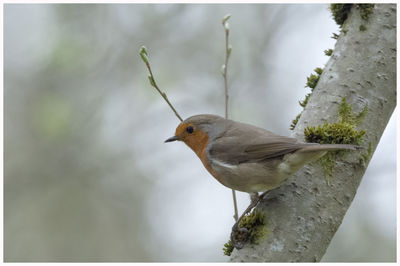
[{"x1": 165, "y1": 114, "x2": 359, "y2": 248}]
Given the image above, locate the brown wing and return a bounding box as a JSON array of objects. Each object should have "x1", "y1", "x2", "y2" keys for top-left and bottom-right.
[{"x1": 208, "y1": 121, "x2": 308, "y2": 164}]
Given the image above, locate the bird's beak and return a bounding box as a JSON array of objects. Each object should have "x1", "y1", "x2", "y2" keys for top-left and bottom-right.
[{"x1": 165, "y1": 135, "x2": 180, "y2": 143}]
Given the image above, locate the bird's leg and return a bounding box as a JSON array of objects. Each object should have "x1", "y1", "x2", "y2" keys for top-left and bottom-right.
[
  {"x1": 230, "y1": 192, "x2": 261, "y2": 249},
  {"x1": 259, "y1": 190, "x2": 269, "y2": 200},
  {"x1": 232, "y1": 193, "x2": 259, "y2": 229}
]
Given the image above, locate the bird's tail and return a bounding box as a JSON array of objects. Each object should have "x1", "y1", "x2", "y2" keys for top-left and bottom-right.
[{"x1": 298, "y1": 144, "x2": 362, "y2": 153}]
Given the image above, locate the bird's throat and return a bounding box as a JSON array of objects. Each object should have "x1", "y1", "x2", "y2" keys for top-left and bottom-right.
[{"x1": 184, "y1": 131, "x2": 221, "y2": 181}]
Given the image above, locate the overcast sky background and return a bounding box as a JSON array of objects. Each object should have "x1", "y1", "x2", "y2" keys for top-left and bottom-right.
[{"x1": 4, "y1": 4, "x2": 396, "y2": 262}]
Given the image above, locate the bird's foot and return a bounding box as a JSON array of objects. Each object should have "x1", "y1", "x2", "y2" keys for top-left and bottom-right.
[
  {"x1": 230, "y1": 223, "x2": 250, "y2": 249},
  {"x1": 230, "y1": 192, "x2": 261, "y2": 249},
  {"x1": 230, "y1": 191, "x2": 270, "y2": 249},
  {"x1": 250, "y1": 192, "x2": 260, "y2": 205}
]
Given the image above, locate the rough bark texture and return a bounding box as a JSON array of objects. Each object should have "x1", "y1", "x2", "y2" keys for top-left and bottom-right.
[{"x1": 230, "y1": 4, "x2": 396, "y2": 262}]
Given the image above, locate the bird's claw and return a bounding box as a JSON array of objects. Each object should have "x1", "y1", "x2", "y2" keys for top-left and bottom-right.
[
  {"x1": 230, "y1": 224, "x2": 250, "y2": 249},
  {"x1": 229, "y1": 191, "x2": 269, "y2": 249}
]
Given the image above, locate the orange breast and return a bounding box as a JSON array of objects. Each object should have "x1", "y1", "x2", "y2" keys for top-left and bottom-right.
[{"x1": 184, "y1": 130, "x2": 222, "y2": 183}]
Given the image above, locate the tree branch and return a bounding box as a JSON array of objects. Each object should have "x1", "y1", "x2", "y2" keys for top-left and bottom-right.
[
  {"x1": 140, "y1": 46, "x2": 183, "y2": 122},
  {"x1": 230, "y1": 4, "x2": 396, "y2": 262}
]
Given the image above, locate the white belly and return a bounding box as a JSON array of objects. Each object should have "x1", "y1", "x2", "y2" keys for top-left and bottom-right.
[{"x1": 211, "y1": 158, "x2": 287, "y2": 193}]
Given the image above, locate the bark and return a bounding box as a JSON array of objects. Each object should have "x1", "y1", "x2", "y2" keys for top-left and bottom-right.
[{"x1": 230, "y1": 4, "x2": 396, "y2": 262}]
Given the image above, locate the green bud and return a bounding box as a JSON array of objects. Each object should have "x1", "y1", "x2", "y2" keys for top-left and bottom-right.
[
  {"x1": 140, "y1": 46, "x2": 148, "y2": 56},
  {"x1": 140, "y1": 46, "x2": 149, "y2": 63},
  {"x1": 224, "y1": 22, "x2": 230, "y2": 32},
  {"x1": 148, "y1": 75, "x2": 156, "y2": 87},
  {"x1": 222, "y1": 14, "x2": 231, "y2": 25},
  {"x1": 221, "y1": 64, "x2": 226, "y2": 75},
  {"x1": 227, "y1": 44, "x2": 232, "y2": 56}
]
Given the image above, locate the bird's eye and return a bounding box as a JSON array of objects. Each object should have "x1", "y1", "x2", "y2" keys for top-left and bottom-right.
[{"x1": 186, "y1": 126, "x2": 194, "y2": 134}]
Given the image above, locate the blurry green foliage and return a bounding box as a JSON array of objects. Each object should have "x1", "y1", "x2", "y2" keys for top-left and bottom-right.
[{"x1": 33, "y1": 94, "x2": 72, "y2": 139}]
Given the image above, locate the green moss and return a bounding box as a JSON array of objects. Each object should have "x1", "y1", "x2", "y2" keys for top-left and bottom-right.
[
  {"x1": 330, "y1": 4, "x2": 352, "y2": 27},
  {"x1": 304, "y1": 122, "x2": 365, "y2": 145},
  {"x1": 223, "y1": 240, "x2": 234, "y2": 256},
  {"x1": 290, "y1": 113, "x2": 301, "y2": 130},
  {"x1": 356, "y1": 104, "x2": 368, "y2": 124},
  {"x1": 306, "y1": 74, "x2": 319, "y2": 89},
  {"x1": 291, "y1": 68, "x2": 324, "y2": 130},
  {"x1": 223, "y1": 211, "x2": 267, "y2": 256},
  {"x1": 360, "y1": 142, "x2": 373, "y2": 167},
  {"x1": 304, "y1": 97, "x2": 368, "y2": 182},
  {"x1": 314, "y1": 67, "x2": 323, "y2": 75},
  {"x1": 330, "y1": 4, "x2": 374, "y2": 36},
  {"x1": 338, "y1": 97, "x2": 368, "y2": 125},
  {"x1": 305, "y1": 99, "x2": 367, "y2": 145},
  {"x1": 306, "y1": 68, "x2": 323, "y2": 90},
  {"x1": 318, "y1": 153, "x2": 335, "y2": 186},
  {"x1": 357, "y1": 4, "x2": 374, "y2": 20},
  {"x1": 337, "y1": 98, "x2": 353, "y2": 122},
  {"x1": 239, "y1": 210, "x2": 268, "y2": 245},
  {"x1": 304, "y1": 122, "x2": 365, "y2": 185},
  {"x1": 324, "y1": 49, "x2": 333, "y2": 56},
  {"x1": 299, "y1": 93, "x2": 311, "y2": 108}
]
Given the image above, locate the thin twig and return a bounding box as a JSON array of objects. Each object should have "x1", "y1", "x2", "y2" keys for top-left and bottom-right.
[
  {"x1": 222, "y1": 14, "x2": 232, "y2": 119},
  {"x1": 222, "y1": 14, "x2": 239, "y2": 222},
  {"x1": 140, "y1": 46, "x2": 183, "y2": 122}
]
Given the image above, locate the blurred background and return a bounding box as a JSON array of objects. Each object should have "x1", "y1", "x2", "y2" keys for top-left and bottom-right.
[{"x1": 4, "y1": 4, "x2": 396, "y2": 262}]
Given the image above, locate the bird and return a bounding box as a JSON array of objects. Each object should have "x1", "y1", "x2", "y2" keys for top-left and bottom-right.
[{"x1": 165, "y1": 114, "x2": 359, "y2": 248}]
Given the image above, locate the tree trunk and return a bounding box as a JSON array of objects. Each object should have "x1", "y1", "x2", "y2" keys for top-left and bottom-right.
[{"x1": 230, "y1": 4, "x2": 396, "y2": 262}]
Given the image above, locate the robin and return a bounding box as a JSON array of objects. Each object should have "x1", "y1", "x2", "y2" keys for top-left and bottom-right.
[{"x1": 165, "y1": 114, "x2": 359, "y2": 248}]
